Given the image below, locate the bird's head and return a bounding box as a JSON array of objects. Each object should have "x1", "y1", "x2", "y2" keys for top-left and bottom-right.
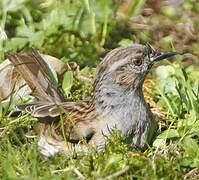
[{"x1": 94, "y1": 44, "x2": 177, "y2": 89}]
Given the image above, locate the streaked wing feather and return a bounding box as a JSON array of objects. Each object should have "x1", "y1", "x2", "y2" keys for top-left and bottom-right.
[
  {"x1": 14, "y1": 100, "x2": 94, "y2": 119},
  {"x1": 8, "y1": 51, "x2": 64, "y2": 103},
  {"x1": 14, "y1": 100, "x2": 96, "y2": 142},
  {"x1": 14, "y1": 102, "x2": 55, "y2": 117}
]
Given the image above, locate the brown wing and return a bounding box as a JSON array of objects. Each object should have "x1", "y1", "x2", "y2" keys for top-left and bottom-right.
[
  {"x1": 7, "y1": 50, "x2": 64, "y2": 103},
  {"x1": 14, "y1": 100, "x2": 97, "y2": 142},
  {"x1": 8, "y1": 50, "x2": 97, "y2": 143}
]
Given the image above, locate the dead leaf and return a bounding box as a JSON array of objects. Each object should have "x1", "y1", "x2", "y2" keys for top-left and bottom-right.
[{"x1": 0, "y1": 53, "x2": 68, "y2": 104}]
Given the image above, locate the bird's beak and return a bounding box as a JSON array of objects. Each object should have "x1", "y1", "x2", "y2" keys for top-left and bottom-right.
[{"x1": 151, "y1": 51, "x2": 178, "y2": 62}]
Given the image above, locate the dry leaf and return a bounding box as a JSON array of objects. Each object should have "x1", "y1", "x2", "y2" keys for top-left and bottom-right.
[{"x1": 0, "y1": 54, "x2": 68, "y2": 104}]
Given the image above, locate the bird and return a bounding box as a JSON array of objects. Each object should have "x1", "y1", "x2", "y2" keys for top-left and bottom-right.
[{"x1": 8, "y1": 44, "x2": 177, "y2": 157}]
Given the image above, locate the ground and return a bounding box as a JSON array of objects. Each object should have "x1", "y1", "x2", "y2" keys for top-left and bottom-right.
[{"x1": 0, "y1": 0, "x2": 199, "y2": 179}]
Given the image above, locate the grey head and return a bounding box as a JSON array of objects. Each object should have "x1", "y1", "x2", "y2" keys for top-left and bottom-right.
[{"x1": 93, "y1": 44, "x2": 177, "y2": 112}]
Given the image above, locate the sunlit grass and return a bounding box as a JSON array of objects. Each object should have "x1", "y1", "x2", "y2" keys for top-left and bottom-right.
[{"x1": 0, "y1": 0, "x2": 199, "y2": 179}]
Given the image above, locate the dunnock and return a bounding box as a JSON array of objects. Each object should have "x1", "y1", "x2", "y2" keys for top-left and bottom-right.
[{"x1": 8, "y1": 44, "x2": 177, "y2": 157}]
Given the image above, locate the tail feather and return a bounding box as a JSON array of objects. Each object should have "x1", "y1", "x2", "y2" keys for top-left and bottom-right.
[{"x1": 8, "y1": 50, "x2": 64, "y2": 103}]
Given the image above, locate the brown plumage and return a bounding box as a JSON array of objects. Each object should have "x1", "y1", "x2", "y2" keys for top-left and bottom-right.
[
  {"x1": 8, "y1": 50, "x2": 64, "y2": 102},
  {"x1": 8, "y1": 51, "x2": 98, "y2": 156}
]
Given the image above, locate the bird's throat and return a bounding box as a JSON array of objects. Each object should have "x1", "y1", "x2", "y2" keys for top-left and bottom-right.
[{"x1": 93, "y1": 82, "x2": 146, "y2": 115}]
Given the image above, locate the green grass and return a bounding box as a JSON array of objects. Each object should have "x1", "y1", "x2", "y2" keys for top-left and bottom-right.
[{"x1": 0, "y1": 0, "x2": 199, "y2": 179}]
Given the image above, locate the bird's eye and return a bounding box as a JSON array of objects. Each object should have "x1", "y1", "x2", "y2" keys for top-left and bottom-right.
[{"x1": 133, "y1": 58, "x2": 142, "y2": 66}]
